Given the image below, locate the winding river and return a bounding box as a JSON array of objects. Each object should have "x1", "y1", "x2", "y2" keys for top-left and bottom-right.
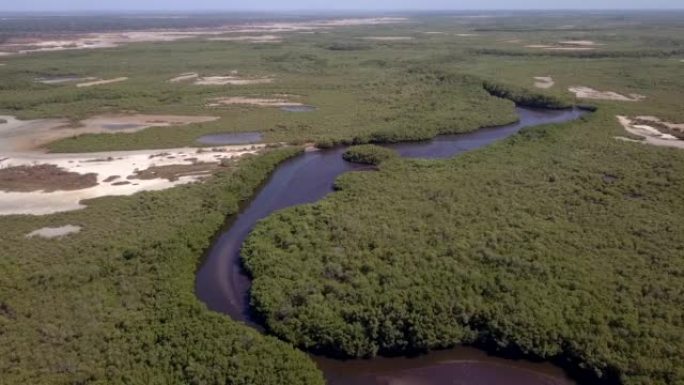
[{"x1": 196, "y1": 107, "x2": 587, "y2": 385}]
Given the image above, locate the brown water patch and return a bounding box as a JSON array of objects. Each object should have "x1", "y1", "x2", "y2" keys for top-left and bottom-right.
[{"x1": 0, "y1": 164, "x2": 97, "y2": 192}]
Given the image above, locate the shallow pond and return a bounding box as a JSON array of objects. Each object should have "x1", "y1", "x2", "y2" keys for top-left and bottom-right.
[{"x1": 196, "y1": 107, "x2": 586, "y2": 385}]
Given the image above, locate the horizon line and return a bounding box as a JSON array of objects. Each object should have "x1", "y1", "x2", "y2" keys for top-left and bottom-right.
[{"x1": 1, "y1": 8, "x2": 684, "y2": 13}]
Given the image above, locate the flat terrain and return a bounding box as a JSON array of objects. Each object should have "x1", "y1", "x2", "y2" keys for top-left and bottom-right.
[{"x1": 0, "y1": 11, "x2": 683, "y2": 385}]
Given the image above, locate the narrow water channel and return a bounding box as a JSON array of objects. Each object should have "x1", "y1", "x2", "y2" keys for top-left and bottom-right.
[{"x1": 196, "y1": 107, "x2": 586, "y2": 385}]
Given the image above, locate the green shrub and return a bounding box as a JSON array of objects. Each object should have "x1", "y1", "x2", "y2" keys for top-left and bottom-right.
[{"x1": 342, "y1": 145, "x2": 397, "y2": 165}]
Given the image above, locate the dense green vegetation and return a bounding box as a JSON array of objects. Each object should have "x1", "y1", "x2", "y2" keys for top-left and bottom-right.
[
  {"x1": 482, "y1": 80, "x2": 570, "y2": 109},
  {"x1": 343, "y1": 145, "x2": 397, "y2": 165},
  {"x1": 243, "y1": 108, "x2": 684, "y2": 385},
  {"x1": 0, "y1": 148, "x2": 324, "y2": 385},
  {"x1": 1, "y1": 10, "x2": 683, "y2": 385}
]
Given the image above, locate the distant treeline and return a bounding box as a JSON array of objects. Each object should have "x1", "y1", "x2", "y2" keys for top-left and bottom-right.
[{"x1": 471, "y1": 47, "x2": 684, "y2": 58}]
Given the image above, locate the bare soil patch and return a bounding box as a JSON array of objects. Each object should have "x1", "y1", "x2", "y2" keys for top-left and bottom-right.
[
  {"x1": 76, "y1": 77, "x2": 128, "y2": 87},
  {"x1": 169, "y1": 72, "x2": 200, "y2": 82},
  {"x1": 632, "y1": 116, "x2": 684, "y2": 139},
  {"x1": 569, "y1": 87, "x2": 645, "y2": 102},
  {"x1": 207, "y1": 35, "x2": 283, "y2": 43},
  {"x1": 558, "y1": 40, "x2": 603, "y2": 46},
  {"x1": 208, "y1": 97, "x2": 303, "y2": 108},
  {"x1": 533, "y1": 76, "x2": 555, "y2": 89},
  {"x1": 526, "y1": 41, "x2": 600, "y2": 51},
  {"x1": 617, "y1": 116, "x2": 684, "y2": 149},
  {"x1": 363, "y1": 36, "x2": 414, "y2": 41},
  {"x1": 171, "y1": 71, "x2": 273, "y2": 85},
  {"x1": 26, "y1": 225, "x2": 81, "y2": 239},
  {"x1": 0, "y1": 144, "x2": 265, "y2": 215},
  {"x1": 0, "y1": 164, "x2": 97, "y2": 192},
  {"x1": 36, "y1": 76, "x2": 97, "y2": 85},
  {"x1": 0, "y1": 18, "x2": 406, "y2": 56}
]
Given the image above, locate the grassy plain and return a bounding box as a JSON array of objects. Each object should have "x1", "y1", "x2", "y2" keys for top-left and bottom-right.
[{"x1": 1, "y1": 10, "x2": 683, "y2": 385}]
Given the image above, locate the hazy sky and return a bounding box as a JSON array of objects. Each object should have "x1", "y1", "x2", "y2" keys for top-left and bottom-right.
[
  {"x1": 0, "y1": 0, "x2": 684, "y2": 11},
  {"x1": 1, "y1": 0, "x2": 682, "y2": 12}
]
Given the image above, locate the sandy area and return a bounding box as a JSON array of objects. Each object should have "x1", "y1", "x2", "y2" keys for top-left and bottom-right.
[
  {"x1": 534, "y1": 76, "x2": 555, "y2": 89},
  {"x1": 568, "y1": 87, "x2": 645, "y2": 102},
  {"x1": 169, "y1": 72, "x2": 200, "y2": 82},
  {"x1": 456, "y1": 33, "x2": 478, "y2": 37},
  {"x1": 171, "y1": 72, "x2": 273, "y2": 85},
  {"x1": 26, "y1": 225, "x2": 81, "y2": 238},
  {"x1": 36, "y1": 76, "x2": 97, "y2": 85},
  {"x1": 207, "y1": 35, "x2": 282, "y2": 43},
  {"x1": 0, "y1": 17, "x2": 407, "y2": 56},
  {"x1": 76, "y1": 77, "x2": 128, "y2": 87},
  {"x1": 546, "y1": 47, "x2": 596, "y2": 51},
  {"x1": 616, "y1": 116, "x2": 684, "y2": 149},
  {"x1": 196, "y1": 76, "x2": 274, "y2": 85},
  {"x1": 208, "y1": 97, "x2": 303, "y2": 108},
  {"x1": 525, "y1": 44, "x2": 596, "y2": 51},
  {"x1": 0, "y1": 114, "x2": 218, "y2": 152},
  {"x1": 363, "y1": 36, "x2": 414, "y2": 41},
  {"x1": 0, "y1": 144, "x2": 264, "y2": 215},
  {"x1": 558, "y1": 40, "x2": 603, "y2": 46},
  {"x1": 525, "y1": 45, "x2": 553, "y2": 49},
  {"x1": 630, "y1": 115, "x2": 684, "y2": 139}
]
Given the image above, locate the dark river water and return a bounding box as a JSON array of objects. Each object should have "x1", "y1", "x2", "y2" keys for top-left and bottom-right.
[{"x1": 196, "y1": 107, "x2": 586, "y2": 385}]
